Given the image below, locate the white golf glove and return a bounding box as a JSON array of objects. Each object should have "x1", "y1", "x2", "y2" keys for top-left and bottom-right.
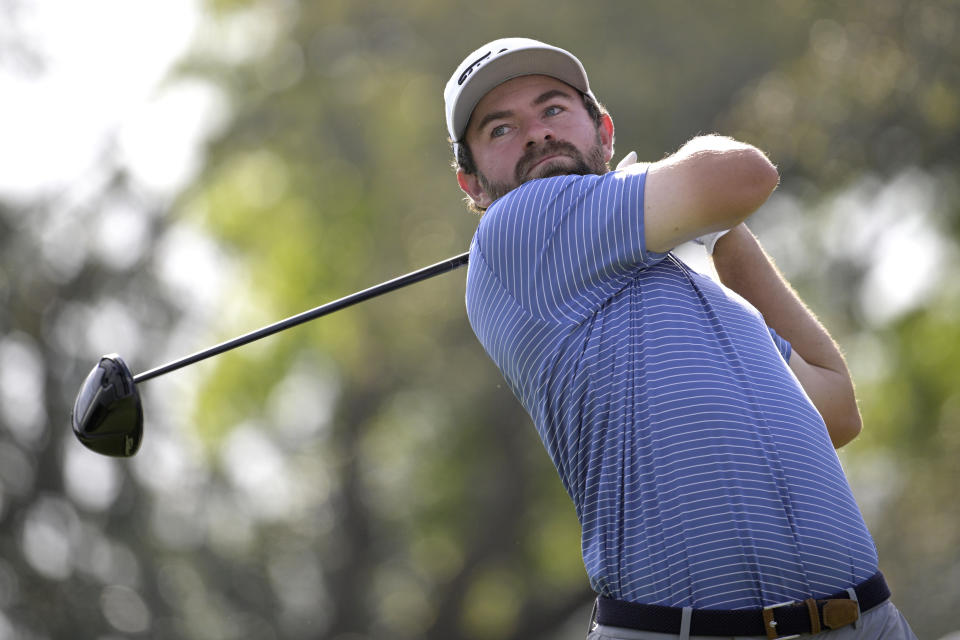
[
  {"x1": 695, "y1": 229, "x2": 729, "y2": 255},
  {"x1": 615, "y1": 150, "x2": 638, "y2": 170}
]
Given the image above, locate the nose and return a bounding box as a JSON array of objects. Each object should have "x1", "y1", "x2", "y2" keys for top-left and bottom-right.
[{"x1": 525, "y1": 120, "x2": 554, "y2": 147}]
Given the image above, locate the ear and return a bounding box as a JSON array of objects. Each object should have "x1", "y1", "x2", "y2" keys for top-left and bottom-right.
[
  {"x1": 457, "y1": 169, "x2": 493, "y2": 209},
  {"x1": 599, "y1": 114, "x2": 615, "y2": 164}
]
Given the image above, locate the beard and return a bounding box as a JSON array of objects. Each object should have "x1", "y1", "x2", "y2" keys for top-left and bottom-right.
[{"x1": 476, "y1": 137, "x2": 609, "y2": 205}]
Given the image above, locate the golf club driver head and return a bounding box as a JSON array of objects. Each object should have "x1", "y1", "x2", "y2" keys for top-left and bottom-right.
[{"x1": 71, "y1": 354, "x2": 143, "y2": 457}]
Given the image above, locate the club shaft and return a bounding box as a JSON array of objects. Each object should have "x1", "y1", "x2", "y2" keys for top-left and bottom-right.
[{"x1": 133, "y1": 252, "x2": 470, "y2": 384}]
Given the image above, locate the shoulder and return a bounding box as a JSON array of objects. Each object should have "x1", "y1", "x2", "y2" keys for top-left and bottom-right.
[{"x1": 484, "y1": 168, "x2": 649, "y2": 221}]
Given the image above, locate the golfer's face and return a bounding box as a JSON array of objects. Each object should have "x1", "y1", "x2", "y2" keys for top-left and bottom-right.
[{"x1": 461, "y1": 75, "x2": 613, "y2": 208}]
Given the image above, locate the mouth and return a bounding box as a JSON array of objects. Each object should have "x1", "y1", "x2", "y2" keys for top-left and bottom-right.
[
  {"x1": 525, "y1": 153, "x2": 569, "y2": 178},
  {"x1": 514, "y1": 141, "x2": 586, "y2": 184},
  {"x1": 533, "y1": 154, "x2": 564, "y2": 168}
]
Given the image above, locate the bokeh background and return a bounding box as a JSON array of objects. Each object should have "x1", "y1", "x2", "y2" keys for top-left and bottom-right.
[{"x1": 2, "y1": 0, "x2": 959, "y2": 638}]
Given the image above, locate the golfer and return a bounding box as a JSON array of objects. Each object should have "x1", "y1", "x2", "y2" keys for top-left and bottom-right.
[{"x1": 445, "y1": 38, "x2": 915, "y2": 639}]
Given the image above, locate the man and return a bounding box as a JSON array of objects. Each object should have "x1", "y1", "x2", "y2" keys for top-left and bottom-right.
[{"x1": 444, "y1": 38, "x2": 916, "y2": 639}]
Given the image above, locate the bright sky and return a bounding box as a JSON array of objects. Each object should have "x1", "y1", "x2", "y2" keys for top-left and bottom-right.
[
  {"x1": 0, "y1": 0, "x2": 221, "y2": 199},
  {"x1": 0, "y1": 1, "x2": 240, "y2": 526}
]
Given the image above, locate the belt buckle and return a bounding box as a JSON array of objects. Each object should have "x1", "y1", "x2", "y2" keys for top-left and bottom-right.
[{"x1": 761, "y1": 600, "x2": 801, "y2": 640}]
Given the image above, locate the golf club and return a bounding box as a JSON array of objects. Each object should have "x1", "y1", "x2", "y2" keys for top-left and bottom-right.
[{"x1": 71, "y1": 251, "x2": 470, "y2": 457}]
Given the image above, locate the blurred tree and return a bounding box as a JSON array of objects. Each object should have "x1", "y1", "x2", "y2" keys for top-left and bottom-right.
[
  {"x1": 0, "y1": 162, "x2": 187, "y2": 637},
  {"x1": 2, "y1": 1, "x2": 958, "y2": 639}
]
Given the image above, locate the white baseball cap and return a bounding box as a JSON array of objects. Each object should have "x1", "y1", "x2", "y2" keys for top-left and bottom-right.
[{"x1": 444, "y1": 37, "x2": 595, "y2": 146}]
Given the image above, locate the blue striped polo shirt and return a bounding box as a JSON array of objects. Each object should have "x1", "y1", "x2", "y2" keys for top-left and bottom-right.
[{"x1": 464, "y1": 166, "x2": 879, "y2": 609}]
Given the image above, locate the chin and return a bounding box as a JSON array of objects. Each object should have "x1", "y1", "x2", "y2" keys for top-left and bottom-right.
[
  {"x1": 528, "y1": 158, "x2": 574, "y2": 180},
  {"x1": 533, "y1": 164, "x2": 603, "y2": 183},
  {"x1": 535, "y1": 167, "x2": 571, "y2": 180}
]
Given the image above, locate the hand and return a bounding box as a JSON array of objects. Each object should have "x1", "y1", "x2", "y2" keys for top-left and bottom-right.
[{"x1": 615, "y1": 150, "x2": 638, "y2": 170}]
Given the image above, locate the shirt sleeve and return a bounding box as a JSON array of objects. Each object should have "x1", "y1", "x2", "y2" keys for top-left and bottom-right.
[
  {"x1": 472, "y1": 166, "x2": 668, "y2": 325},
  {"x1": 768, "y1": 326, "x2": 793, "y2": 362}
]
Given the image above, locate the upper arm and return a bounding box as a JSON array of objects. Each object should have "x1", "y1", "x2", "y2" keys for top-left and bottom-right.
[
  {"x1": 788, "y1": 349, "x2": 863, "y2": 448},
  {"x1": 643, "y1": 138, "x2": 779, "y2": 253}
]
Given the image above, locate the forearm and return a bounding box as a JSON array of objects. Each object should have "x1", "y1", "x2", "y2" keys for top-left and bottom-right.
[
  {"x1": 711, "y1": 224, "x2": 862, "y2": 446},
  {"x1": 712, "y1": 225, "x2": 838, "y2": 367}
]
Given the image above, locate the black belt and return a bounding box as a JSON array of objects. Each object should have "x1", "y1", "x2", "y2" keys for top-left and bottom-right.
[{"x1": 595, "y1": 571, "x2": 890, "y2": 639}]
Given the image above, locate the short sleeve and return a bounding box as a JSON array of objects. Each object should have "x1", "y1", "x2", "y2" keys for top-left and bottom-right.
[
  {"x1": 472, "y1": 167, "x2": 668, "y2": 325},
  {"x1": 768, "y1": 326, "x2": 793, "y2": 362}
]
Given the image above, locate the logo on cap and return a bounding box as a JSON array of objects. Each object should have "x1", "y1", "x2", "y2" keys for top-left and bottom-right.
[{"x1": 457, "y1": 48, "x2": 509, "y2": 86}]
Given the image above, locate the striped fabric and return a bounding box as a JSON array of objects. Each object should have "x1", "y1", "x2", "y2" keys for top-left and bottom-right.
[{"x1": 464, "y1": 166, "x2": 879, "y2": 609}]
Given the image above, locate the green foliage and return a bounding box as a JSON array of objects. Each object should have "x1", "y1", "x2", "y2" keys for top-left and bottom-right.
[{"x1": 3, "y1": 0, "x2": 960, "y2": 638}]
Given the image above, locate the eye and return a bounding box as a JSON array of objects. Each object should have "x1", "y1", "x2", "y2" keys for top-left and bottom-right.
[
  {"x1": 544, "y1": 105, "x2": 564, "y2": 117},
  {"x1": 490, "y1": 124, "x2": 509, "y2": 138}
]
